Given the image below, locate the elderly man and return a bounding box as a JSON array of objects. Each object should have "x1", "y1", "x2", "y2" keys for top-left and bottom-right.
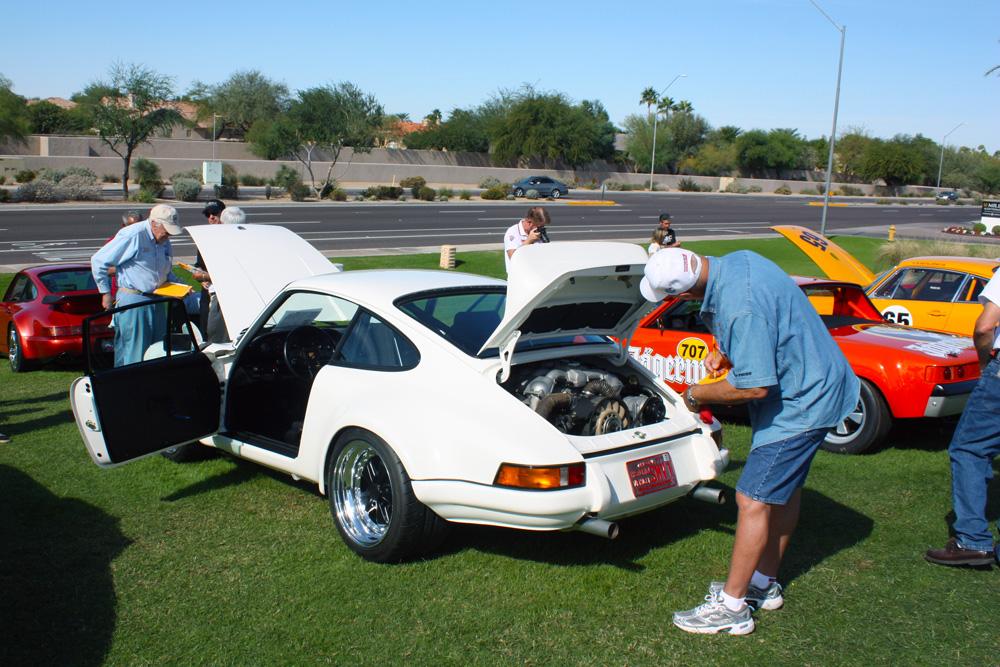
[
  {"x1": 641, "y1": 248, "x2": 859, "y2": 635},
  {"x1": 91, "y1": 204, "x2": 184, "y2": 366},
  {"x1": 504, "y1": 206, "x2": 550, "y2": 273},
  {"x1": 194, "y1": 206, "x2": 245, "y2": 342}
]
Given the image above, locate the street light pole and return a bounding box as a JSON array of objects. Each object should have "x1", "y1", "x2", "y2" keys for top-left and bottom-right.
[
  {"x1": 649, "y1": 74, "x2": 686, "y2": 191},
  {"x1": 810, "y1": 0, "x2": 845, "y2": 238},
  {"x1": 212, "y1": 114, "x2": 220, "y2": 160},
  {"x1": 936, "y1": 122, "x2": 964, "y2": 188}
]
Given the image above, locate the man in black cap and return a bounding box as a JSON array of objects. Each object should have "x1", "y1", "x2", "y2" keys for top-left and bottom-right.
[
  {"x1": 192, "y1": 200, "x2": 226, "y2": 340},
  {"x1": 657, "y1": 213, "x2": 681, "y2": 248}
]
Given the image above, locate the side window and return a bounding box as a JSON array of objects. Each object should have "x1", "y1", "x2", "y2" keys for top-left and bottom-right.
[
  {"x1": 912, "y1": 270, "x2": 963, "y2": 302},
  {"x1": 871, "y1": 270, "x2": 908, "y2": 299},
  {"x1": 654, "y1": 300, "x2": 708, "y2": 333},
  {"x1": 4, "y1": 275, "x2": 30, "y2": 302},
  {"x1": 962, "y1": 276, "x2": 987, "y2": 303},
  {"x1": 86, "y1": 298, "x2": 198, "y2": 372},
  {"x1": 339, "y1": 311, "x2": 419, "y2": 370},
  {"x1": 264, "y1": 291, "x2": 357, "y2": 333}
]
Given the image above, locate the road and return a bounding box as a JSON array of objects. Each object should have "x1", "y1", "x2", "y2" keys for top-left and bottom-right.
[{"x1": 0, "y1": 192, "x2": 980, "y2": 269}]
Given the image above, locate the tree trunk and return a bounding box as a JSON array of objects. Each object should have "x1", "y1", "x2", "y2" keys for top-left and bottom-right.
[{"x1": 121, "y1": 151, "x2": 132, "y2": 200}]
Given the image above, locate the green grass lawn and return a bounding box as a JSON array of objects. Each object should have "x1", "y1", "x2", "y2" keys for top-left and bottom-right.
[{"x1": 1, "y1": 237, "x2": 996, "y2": 665}]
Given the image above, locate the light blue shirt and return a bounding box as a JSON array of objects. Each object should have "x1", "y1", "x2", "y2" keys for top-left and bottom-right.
[
  {"x1": 700, "y1": 251, "x2": 860, "y2": 449},
  {"x1": 91, "y1": 221, "x2": 177, "y2": 295}
]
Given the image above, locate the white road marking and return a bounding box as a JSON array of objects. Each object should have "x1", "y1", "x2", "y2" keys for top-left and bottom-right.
[
  {"x1": 599, "y1": 209, "x2": 631, "y2": 212},
  {"x1": 246, "y1": 212, "x2": 283, "y2": 216},
  {"x1": 477, "y1": 217, "x2": 519, "y2": 221},
  {"x1": 438, "y1": 210, "x2": 486, "y2": 213},
  {"x1": 882, "y1": 210, "x2": 899, "y2": 213}
]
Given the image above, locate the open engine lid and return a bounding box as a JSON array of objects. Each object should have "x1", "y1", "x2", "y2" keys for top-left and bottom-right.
[
  {"x1": 479, "y1": 241, "x2": 652, "y2": 359},
  {"x1": 186, "y1": 224, "x2": 338, "y2": 338}
]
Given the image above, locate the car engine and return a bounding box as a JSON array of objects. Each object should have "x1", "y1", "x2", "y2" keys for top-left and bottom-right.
[{"x1": 504, "y1": 359, "x2": 667, "y2": 436}]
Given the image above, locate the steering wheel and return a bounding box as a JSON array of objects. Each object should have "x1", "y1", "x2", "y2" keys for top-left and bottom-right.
[{"x1": 283, "y1": 325, "x2": 336, "y2": 381}]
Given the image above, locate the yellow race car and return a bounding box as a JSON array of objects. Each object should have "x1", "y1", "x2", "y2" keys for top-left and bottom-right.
[{"x1": 772, "y1": 225, "x2": 999, "y2": 338}]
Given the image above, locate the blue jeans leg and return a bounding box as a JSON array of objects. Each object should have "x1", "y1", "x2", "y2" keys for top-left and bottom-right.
[{"x1": 948, "y1": 356, "x2": 1000, "y2": 552}]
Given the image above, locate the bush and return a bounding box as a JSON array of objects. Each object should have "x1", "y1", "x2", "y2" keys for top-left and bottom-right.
[
  {"x1": 993, "y1": 225, "x2": 1000, "y2": 236},
  {"x1": 361, "y1": 185, "x2": 404, "y2": 200},
  {"x1": 397, "y1": 195, "x2": 407, "y2": 202},
  {"x1": 289, "y1": 182, "x2": 311, "y2": 201},
  {"x1": 129, "y1": 189, "x2": 156, "y2": 204},
  {"x1": 479, "y1": 176, "x2": 502, "y2": 189},
  {"x1": 271, "y1": 165, "x2": 301, "y2": 190},
  {"x1": 62, "y1": 166, "x2": 98, "y2": 183},
  {"x1": 328, "y1": 188, "x2": 348, "y2": 201},
  {"x1": 170, "y1": 169, "x2": 201, "y2": 183},
  {"x1": 748, "y1": 185, "x2": 762, "y2": 193},
  {"x1": 0, "y1": 189, "x2": 10, "y2": 203},
  {"x1": 481, "y1": 186, "x2": 507, "y2": 200},
  {"x1": 774, "y1": 185, "x2": 792, "y2": 195},
  {"x1": 505, "y1": 194, "x2": 516, "y2": 200},
  {"x1": 678, "y1": 177, "x2": 702, "y2": 192},
  {"x1": 0, "y1": 175, "x2": 5, "y2": 185},
  {"x1": 973, "y1": 222, "x2": 987, "y2": 234},
  {"x1": 173, "y1": 178, "x2": 202, "y2": 202},
  {"x1": 935, "y1": 198, "x2": 952, "y2": 206},
  {"x1": 875, "y1": 198, "x2": 893, "y2": 205},
  {"x1": 723, "y1": 181, "x2": 750, "y2": 194},
  {"x1": 214, "y1": 163, "x2": 239, "y2": 199},
  {"x1": 400, "y1": 176, "x2": 426, "y2": 190},
  {"x1": 264, "y1": 185, "x2": 273, "y2": 200},
  {"x1": 438, "y1": 187, "x2": 453, "y2": 199},
  {"x1": 131, "y1": 158, "x2": 164, "y2": 197},
  {"x1": 816, "y1": 183, "x2": 826, "y2": 195},
  {"x1": 239, "y1": 174, "x2": 266, "y2": 186},
  {"x1": 36, "y1": 167, "x2": 62, "y2": 182},
  {"x1": 840, "y1": 185, "x2": 864, "y2": 196},
  {"x1": 417, "y1": 186, "x2": 437, "y2": 201},
  {"x1": 102, "y1": 173, "x2": 118, "y2": 183},
  {"x1": 460, "y1": 190, "x2": 471, "y2": 200},
  {"x1": 525, "y1": 189, "x2": 540, "y2": 199},
  {"x1": 15, "y1": 180, "x2": 63, "y2": 202},
  {"x1": 15, "y1": 169, "x2": 36, "y2": 183},
  {"x1": 800, "y1": 188, "x2": 819, "y2": 195},
  {"x1": 56, "y1": 174, "x2": 102, "y2": 201}
]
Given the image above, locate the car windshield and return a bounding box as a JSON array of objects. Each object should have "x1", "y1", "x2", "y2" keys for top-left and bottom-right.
[
  {"x1": 397, "y1": 287, "x2": 610, "y2": 357},
  {"x1": 38, "y1": 269, "x2": 97, "y2": 293}
]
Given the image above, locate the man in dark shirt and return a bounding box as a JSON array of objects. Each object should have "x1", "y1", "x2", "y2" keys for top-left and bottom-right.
[{"x1": 657, "y1": 212, "x2": 681, "y2": 248}]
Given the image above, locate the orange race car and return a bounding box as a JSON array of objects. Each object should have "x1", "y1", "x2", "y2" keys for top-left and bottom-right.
[
  {"x1": 628, "y1": 276, "x2": 980, "y2": 454},
  {"x1": 772, "y1": 225, "x2": 999, "y2": 337}
]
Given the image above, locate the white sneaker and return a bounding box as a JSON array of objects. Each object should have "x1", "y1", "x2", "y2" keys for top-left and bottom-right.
[
  {"x1": 746, "y1": 582, "x2": 784, "y2": 611},
  {"x1": 672, "y1": 595, "x2": 755, "y2": 635}
]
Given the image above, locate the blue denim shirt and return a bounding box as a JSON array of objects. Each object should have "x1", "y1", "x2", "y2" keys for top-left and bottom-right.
[
  {"x1": 700, "y1": 251, "x2": 860, "y2": 449},
  {"x1": 91, "y1": 221, "x2": 176, "y2": 295}
]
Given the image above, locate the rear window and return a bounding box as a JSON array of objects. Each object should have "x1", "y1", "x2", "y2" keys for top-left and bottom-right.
[{"x1": 38, "y1": 270, "x2": 97, "y2": 293}]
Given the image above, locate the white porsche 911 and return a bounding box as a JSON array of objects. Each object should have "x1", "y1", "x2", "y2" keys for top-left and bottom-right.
[{"x1": 71, "y1": 224, "x2": 729, "y2": 562}]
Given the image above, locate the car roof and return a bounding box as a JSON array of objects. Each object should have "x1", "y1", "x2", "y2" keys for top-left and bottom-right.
[
  {"x1": 895, "y1": 256, "x2": 1000, "y2": 275},
  {"x1": 290, "y1": 269, "x2": 506, "y2": 304}
]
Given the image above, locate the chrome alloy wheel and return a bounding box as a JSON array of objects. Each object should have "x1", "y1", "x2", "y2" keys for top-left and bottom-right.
[
  {"x1": 332, "y1": 440, "x2": 393, "y2": 546},
  {"x1": 826, "y1": 398, "x2": 864, "y2": 446}
]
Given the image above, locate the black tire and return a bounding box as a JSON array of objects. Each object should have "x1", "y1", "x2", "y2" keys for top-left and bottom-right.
[
  {"x1": 822, "y1": 378, "x2": 891, "y2": 454},
  {"x1": 8, "y1": 326, "x2": 32, "y2": 373},
  {"x1": 551, "y1": 189, "x2": 562, "y2": 199},
  {"x1": 327, "y1": 428, "x2": 450, "y2": 562},
  {"x1": 514, "y1": 188, "x2": 524, "y2": 197}
]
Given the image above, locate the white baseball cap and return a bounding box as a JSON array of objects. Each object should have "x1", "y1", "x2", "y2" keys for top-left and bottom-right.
[
  {"x1": 640, "y1": 248, "x2": 702, "y2": 302},
  {"x1": 148, "y1": 204, "x2": 183, "y2": 235}
]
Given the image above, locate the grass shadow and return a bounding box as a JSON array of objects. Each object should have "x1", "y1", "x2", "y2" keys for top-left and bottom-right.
[
  {"x1": 887, "y1": 417, "x2": 958, "y2": 453},
  {"x1": 0, "y1": 465, "x2": 130, "y2": 666}
]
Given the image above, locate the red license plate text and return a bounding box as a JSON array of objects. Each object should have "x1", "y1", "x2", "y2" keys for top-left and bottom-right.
[{"x1": 626, "y1": 453, "x2": 678, "y2": 497}]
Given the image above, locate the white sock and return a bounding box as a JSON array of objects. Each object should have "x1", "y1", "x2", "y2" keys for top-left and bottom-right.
[
  {"x1": 751, "y1": 570, "x2": 775, "y2": 589},
  {"x1": 720, "y1": 590, "x2": 746, "y2": 612}
]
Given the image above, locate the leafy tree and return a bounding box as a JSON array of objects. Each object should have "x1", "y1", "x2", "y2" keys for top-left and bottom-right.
[
  {"x1": 27, "y1": 100, "x2": 71, "y2": 134},
  {"x1": 194, "y1": 70, "x2": 289, "y2": 138},
  {"x1": 973, "y1": 160, "x2": 1000, "y2": 194},
  {"x1": 674, "y1": 100, "x2": 694, "y2": 115},
  {"x1": 712, "y1": 125, "x2": 742, "y2": 144},
  {"x1": 623, "y1": 113, "x2": 669, "y2": 174},
  {"x1": 834, "y1": 130, "x2": 873, "y2": 179},
  {"x1": 489, "y1": 90, "x2": 615, "y2": 167},
  {"x1": 735, "y1": 128, "x2": 807, "y2": 174},
  {"x1": 247, "y1": 82, "x2": 383, "y2": 195},
  {"x1": 404, "y1": 108, "x2": 490, "y2": 152},
  {"x1": 79, "y1": 64, "x2": 182, "y2": 198},
  {"x1": 679, "y1": 141, "x2": 738, "y2": 176},
  {"x1": 656, "y1": 96, "x2": 675, "y2": 115},
  {"x1": 0, "y1": 75, "x2": 29, "y2": 144},
  {"x1": 858, "y1": 139, "x2": 923, "y2": 191},
  {"x1": 639, "y1": 87, "x2": 658, "y2": 115}
]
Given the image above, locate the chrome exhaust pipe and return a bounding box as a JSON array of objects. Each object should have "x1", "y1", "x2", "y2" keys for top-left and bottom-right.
[
  {"x1": 575, "y1": 517, "x2": 620, "y2": 539},
  {"x1": 691, "y1": 485, "x2": 726, "y2": 505}
]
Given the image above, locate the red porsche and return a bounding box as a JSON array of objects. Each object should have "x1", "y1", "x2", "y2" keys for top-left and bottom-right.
[
  {"x1": 1, "y1": 264, "x2": 111, "y2": 372},
  {"x1": 628, "y1": 276, "x2": 981, "y2": 454}
]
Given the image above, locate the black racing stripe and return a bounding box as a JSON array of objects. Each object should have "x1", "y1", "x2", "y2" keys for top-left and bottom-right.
[{"x1": 581, "y1": 427, "x2": 703, "y2": 459}]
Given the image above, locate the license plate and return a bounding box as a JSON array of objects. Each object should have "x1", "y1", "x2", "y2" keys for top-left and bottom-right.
[{"x1": 626, "y1": 453, "x2": 678, "y2": 498}]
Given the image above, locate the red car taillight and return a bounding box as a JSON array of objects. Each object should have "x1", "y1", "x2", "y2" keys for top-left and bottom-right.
[
  {"x1": 43, "y1": 325, "x2": 82, "y2": 337},
  {"x1": 924, "y1": 363, "x2": 980, "y2": 383}
]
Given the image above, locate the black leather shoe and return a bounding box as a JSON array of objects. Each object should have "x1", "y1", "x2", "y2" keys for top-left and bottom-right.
[{"x1": 924, "y1": 537, "x2": 995, "y2": 567}]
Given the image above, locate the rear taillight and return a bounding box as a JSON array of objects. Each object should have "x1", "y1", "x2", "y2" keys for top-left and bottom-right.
[
  {"x1": 494, "y1": 463, "x2": 585, "y2": 490},
  {"x1": 925, "y1": 363, "x2": 979, "y2": 383},
  {"x1": 43, "y1": 325, "x2": 82, "y2": 337}
]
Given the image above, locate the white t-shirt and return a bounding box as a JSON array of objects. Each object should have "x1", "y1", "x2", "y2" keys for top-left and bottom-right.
[
  {"x1": 504, "y1": 220, "x2": 530, "y2": 273},
  {"x1": 979, "y1": 271, "x2": 1000, "y2": 349}
]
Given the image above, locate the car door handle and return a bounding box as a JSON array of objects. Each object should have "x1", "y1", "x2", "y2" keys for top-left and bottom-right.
[{"x1": 928, "y1": 310, "x2": 946, "y2": 317}]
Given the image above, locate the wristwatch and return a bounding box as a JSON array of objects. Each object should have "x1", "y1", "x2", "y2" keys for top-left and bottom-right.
[{"x1": 683, "y1": 387, "x2": 700, "y2": 412}]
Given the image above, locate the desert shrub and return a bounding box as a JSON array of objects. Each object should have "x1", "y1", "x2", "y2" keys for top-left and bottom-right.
[
  {"x1": 774, "y1": 185, "x2": 792, "y2": 195},
  {"x1": 479, "y1": 176, "x2": 502, "y2": 189},
  {"x1": 56, "y1": 174, "x2": 103, "y2": 201},
  {"x1": 63, "y1": 166, "x2": 98, "y2": 182},
  {"x1": 506, "y1": 194, "x2": 516, "y2": 200},
  {"x1": 173, "y1": 178, "x2": 202, "y2": 202},
  {"x1": 0, "y1": 175, "x2": 5, "y2": 185},
  {"x1": 800, "y1": 188, "x2": 819, "y2": 195},
  {"x1": 481, "y1": 186, "x2": 507, "y2": 200},
  {"x1": 437, "y1": 187, "x2": 453, "y2": 199},
  {"x1": 723, "y1": 181, "x2": 749, "y2": 194},
  {"x1": 129, "y1": 189, "x2": 156, "y2": 204},
  {"x1": 678, "y1": 177, "x2": 701, "y2": 192},
  {"x1": 460, "y1": 190, "x2": 471, "y2": 200},
  {"x1": 15, "y1": 180, "x2": 62, "y2": 202},
  {"x1": 239, "y1": 174, "x2": 266, "y2": 186},
  {"x1": 0, "y1": 189, "x2": 8, "y2": 203},
  {"x1": 973, "y1": 222, "x2": 987, "y2": 233},
  {"x1": 400, "y1": 176, "x2": 426, "y2": 190},
  {"x1": 15, "y1": 169, "x2": 36, "y2": 183},
  {"x1": 169, "y1": 169, "x2": 201, "y2": 183},
  {"x1": 935, "y1": 199, "x2": 952, "y2": 206},
  {"x1": 214, "y1": 163, "x2": 239, "y2": 199},
  {"x1": 417, "y1": 186, "x2": 437, "y2": 201},
  {"x1": 748, "y1": 185, "x2": 762, "y2": 193},
  {"x1": 437, "y1": 195, "x2": 448, "y2": 202},
  {"x1": 361, "y1": 185, "x2": 404, "y2": 200},
  {"x1": 525, "y1": 189, "x2": 540, "y2": 199},
  {"x1": 271, "y1": 165, "x2": 301, "y2": 190},
  {"x1": 992, "y1": 225, "x2": 1000, "y2": 236},
  {"x1": 36, "y1": 167, "x2": 63, "y2": 182},
  {"x1": 264, "y1": 185, "x2": 273, "y2": 199},
  {"x1": 815, "y1": 183, "x2": 826, "y2": 195},
  {"x1": 131, "y1": 158, "x2": 164, "y2": 197},
  {"x1": 102, "y1": 173, "x2": 118, "y2": 183},
  {"x1": 840, "y1": 184, "x2": 864, "y2": 196},
  {"x1": 289, "y1": 182, "x2": 311, "y2": 201},
  {"x1": 398, "y1": 195, "x2": 407, "y2": 202},
  {"x1": 325, "y1": 187, "x2": 347, "y2": 201},
  {"x1": 874, "y1": 198, "x2": 893, "y2": 205}
]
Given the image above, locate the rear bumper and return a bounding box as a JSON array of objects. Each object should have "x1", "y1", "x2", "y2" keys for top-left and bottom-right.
[
  {"x1": 21, "y1": 334, "x2": 85, "y2": 360},
  {"x1": 923, "y1": 379, "x2": 978, "y2": 417}
]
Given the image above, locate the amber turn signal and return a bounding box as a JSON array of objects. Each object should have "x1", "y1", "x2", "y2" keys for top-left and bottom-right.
[{"x1": 494, "y1": 463, "x2": 585, "y2": 490}]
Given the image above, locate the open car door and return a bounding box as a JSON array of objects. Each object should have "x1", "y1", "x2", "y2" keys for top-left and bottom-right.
[{"x1": 70, "y1": 297, "x2": 221, "y2": 468}]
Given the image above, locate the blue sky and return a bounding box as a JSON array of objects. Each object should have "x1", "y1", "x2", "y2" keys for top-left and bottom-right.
[{"x1": 4, "y1": 0, "x2": 999, "y2": 152}]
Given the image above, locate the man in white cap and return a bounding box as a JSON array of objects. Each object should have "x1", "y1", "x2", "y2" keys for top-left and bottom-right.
[
  {"x1": 91, "y1": 204, "x2": 184, "y2": 366},
  {"x1": 641, "y1": 248, "x2": 859, "y2": 636}
]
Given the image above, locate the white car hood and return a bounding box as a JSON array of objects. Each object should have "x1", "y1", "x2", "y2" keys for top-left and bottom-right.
[
  {"x1": 186, "y1": 224, "x2": 337, "y2": 338},
  {"x1": 480, "y1": 241, "x2": 651, "y2": 356}
]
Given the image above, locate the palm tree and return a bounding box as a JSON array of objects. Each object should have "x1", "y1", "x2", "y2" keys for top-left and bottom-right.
[
  {"x1": 423, "y1": 108, "x2": 442, "y2": 126},
  {"x1": 675, "y1": 100, "x2": 694, "y2": 115},
  {"x1": 656, "y1": 96, "x2": 675, "y2": 116},
  {"x1": 640, "y1": 87, "x2": 658, "y2": 115}
]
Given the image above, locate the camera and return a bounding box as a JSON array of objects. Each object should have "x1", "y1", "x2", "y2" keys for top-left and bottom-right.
[{"x1": 537, "y1": 227, "x2": 550, "y2": 243}]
